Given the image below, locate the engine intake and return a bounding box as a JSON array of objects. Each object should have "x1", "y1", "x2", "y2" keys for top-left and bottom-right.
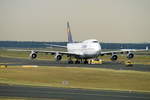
[
  {"x1": 55, "y1": 54, "x2": 62, "y2": 61},
  {"x1": 111, "y1": 54, "x2": 118, "y2": 61},
  {"x1": 30, "y1": 51, "x2": 37, "y2": 59},
  {"x1": 127, "y1": 53, "x2": 134, "y2": 59}
]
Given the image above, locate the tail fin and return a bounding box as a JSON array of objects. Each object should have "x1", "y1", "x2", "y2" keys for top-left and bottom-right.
[{"x1": 67, "y1": 22, "x2": 73, "y2": 43}]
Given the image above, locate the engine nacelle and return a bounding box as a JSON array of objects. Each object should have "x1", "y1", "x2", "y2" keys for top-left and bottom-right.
[
  {"x1": 55, "y1": 54, "x2": 62, "y2": 61},
  {"x1": 127, "y1": 53, "x2": 134, "y2": 59},
  {"x1": 30, "y1": 51, "x2": 37, "y2": 59},
  {"x1": 111, "y1": 54, "x2": 118, "y2": 61}
]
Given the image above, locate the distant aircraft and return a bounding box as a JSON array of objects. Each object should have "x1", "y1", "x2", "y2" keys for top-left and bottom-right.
[{"x1": 10, "y1": 22, "x2": 149, "y2": 64}]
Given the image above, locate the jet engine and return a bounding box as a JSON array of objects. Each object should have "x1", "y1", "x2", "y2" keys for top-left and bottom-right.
[
  {"x1": 127, "y1": 53, "x2": 134, "y2": 59},
  {"x1": 30, "y1": 51, "x2": 37, "y2": 59},
  {"x1": 55, "y1": 54, "x2": 62, "y2": 61},
  {"x1": 111, "y1": 54, "x2": 118, "y2": 61}
]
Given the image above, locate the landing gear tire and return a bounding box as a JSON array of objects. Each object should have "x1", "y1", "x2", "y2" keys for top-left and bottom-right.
[
  {"x1": 75, "y1": 60, "x2": 80, "y2": 64},
  {"x1": 68, "y1": 60, "x2": 73, "y2": 64},
  {"x1": 84, "y1": 60, "x2": 88, "y2": 64}
]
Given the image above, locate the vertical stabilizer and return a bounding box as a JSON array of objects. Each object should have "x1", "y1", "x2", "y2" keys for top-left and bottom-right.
[{"x1": 67, "y1": 22, "x2": 73, "y2": 43}]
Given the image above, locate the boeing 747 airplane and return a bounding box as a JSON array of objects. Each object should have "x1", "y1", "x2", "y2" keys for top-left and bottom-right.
[{"x1": 9, "y1": 22, "x2": 148, "y2": 64}]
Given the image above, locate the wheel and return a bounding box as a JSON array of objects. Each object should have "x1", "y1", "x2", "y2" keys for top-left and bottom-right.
[
  {"x1": 84, "y1": 60, "x2": 88, "y2": 64},
  {"x1": 68, "y1": 60, "x2": 73, "y2": 64},
  {"x1": 75, "y1": 60, "x2": 80, "y2": 64}
]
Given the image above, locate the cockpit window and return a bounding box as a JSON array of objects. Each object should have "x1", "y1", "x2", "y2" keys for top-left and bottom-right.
[{"x1": 93, "y1": 41, "x2": 98, "y2": 43}]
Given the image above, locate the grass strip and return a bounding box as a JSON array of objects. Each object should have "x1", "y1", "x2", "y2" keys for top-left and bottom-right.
[{"x1": 0, "y1": 66, "x2": 150, "y2": 93}]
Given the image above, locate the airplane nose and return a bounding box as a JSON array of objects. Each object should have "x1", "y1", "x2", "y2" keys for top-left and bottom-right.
[
  {"x1": 95, "y1": 48, "x2": 101, "y2": 54},
  {"x1": 96, "y1": 44, "x2": 101, "y2": 53}
]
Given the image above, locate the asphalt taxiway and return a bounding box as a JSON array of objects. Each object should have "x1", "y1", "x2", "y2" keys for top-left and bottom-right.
[
  {"x1": 0, "y1": 57, "x2": 150, "y2": 71},
  {"x1": 0, "y1": 85, "x2": 150, "y2": 100}
]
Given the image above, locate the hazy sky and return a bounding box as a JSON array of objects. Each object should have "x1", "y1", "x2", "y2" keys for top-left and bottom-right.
[{"x1": 0, "y1": 0, "x2": 150, "y2": 43}]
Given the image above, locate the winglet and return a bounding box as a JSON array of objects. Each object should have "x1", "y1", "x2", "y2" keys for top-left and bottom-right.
[
  {"x1": 146, "y1": 46, "x2": 149, "y2": 51},
  {"x1": 67, "y1": 22, "x2": 73, "y2": 43}
]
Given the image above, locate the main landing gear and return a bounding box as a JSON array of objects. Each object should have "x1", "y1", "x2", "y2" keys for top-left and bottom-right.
[
  {"x1": 67, "y1": 57, "x2": 88, "y2": 64},
  {"x1": 84, "y1": 59, "x2": 88, "y2": 64},
  {"x1": 68, "y1": 56, "x2": 73, "y2": 64},
  {"x1": 75, "y1": 59, "x2": 80, "y2": 64},
  {"x1": 68, "y1": 60, "x2": 73, "y2": 64},
  {"x1": 68, "y1": 59, "x2": 80, "y2": 64}
]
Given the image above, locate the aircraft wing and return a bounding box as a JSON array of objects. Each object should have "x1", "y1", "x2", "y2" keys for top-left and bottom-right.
[
  {"x1": 101, "y1": 46, "x2": 148, "y2": 55},
  {"x1": 7, "y1": 49, "x2": 80, "y2": 56},
  {"x1": 101, "y1": 50, "x2": 127, "y2": 55},
  {"x1": 35, "y1": 50, "x2": 80, "y2": 56}
]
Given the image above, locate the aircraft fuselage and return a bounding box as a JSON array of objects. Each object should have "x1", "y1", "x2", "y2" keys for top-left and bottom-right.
[{"x1": 67, "y1": 39, "x2": 101, "y2": 59}]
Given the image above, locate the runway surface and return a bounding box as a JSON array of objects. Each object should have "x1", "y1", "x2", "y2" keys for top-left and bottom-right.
[
  {"x1": 0, "y1": 57, "x2": 150, "y2": 71},
  {"x1": 0, "y1": 84, "x2": 150, "y2": 100}
]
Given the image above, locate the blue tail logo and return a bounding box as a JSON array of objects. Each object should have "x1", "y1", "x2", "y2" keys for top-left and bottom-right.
[{"x1": 67, "y1": 22, "x2": 73, "y2": 43}]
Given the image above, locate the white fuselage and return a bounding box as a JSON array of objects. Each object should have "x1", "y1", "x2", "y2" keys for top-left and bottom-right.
[{"x1": 67, "y1": 39, "x2": 101, "y2": 59}]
